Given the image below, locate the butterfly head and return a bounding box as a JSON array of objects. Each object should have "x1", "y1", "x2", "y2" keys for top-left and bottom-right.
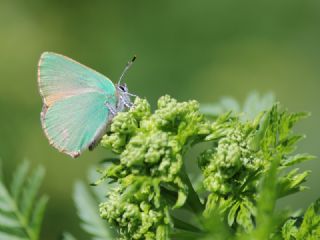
[
  {"x1": 111, "y1": 56, "x2": 137, "y2": 113},
  {"x1": 117, "y1": 83, "x2": 129, "y2": 94},
  {"x1": 114, "y1": 83, "x2": 133, "y2": 113}
]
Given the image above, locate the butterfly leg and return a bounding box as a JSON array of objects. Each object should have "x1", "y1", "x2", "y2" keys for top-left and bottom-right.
[
  {"x1": 119, "y1": 95, "x2": 133, "y2": 108},
  {"x1": 105, "y1": 102, "x2": 117, "y2": 116},
  {"x1": 126, "y1": 92, "x2": 138, "y2": 97},
  {"x1": 124, "y1": 100, "x2": 133, "y2": 108}
]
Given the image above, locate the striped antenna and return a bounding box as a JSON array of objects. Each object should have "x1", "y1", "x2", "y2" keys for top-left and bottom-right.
[{"x1": 118, "y1": 55, "x2": 136, "y2": 84}]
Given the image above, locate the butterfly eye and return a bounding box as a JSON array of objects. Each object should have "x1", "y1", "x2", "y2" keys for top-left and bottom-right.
[{"x1": 119, "y1": 84, "x2": 127, "y2": 92}]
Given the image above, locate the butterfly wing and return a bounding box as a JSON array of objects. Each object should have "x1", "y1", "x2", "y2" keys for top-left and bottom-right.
[
  {"x1": 38, "y1": 52, "x2": 115, "y2": 106},
  {"x1": 38, "y1": 52, "x2": 117, "y2": 157}
]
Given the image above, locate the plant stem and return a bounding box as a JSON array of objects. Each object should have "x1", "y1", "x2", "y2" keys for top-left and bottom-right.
[
  {"x1": 172, "y1": 216, "x2": 202, "y2": 232},
  {"x1": 181, "y1": 167, "x2": 204, "y2": 215}
]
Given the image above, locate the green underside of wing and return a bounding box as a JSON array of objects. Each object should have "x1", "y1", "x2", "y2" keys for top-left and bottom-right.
[
  {"x1": 39, "y1": 52, "x2": 116, "y2": 102},
  {"x1": 39, "y1": 52, "x2": 118, "y2": 156},
  {"x1": 43, "y1": 92, "x2": 117, "y2": 156}
]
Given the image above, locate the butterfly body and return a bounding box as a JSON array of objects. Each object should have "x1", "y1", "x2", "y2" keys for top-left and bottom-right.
[{"x1": 38, "y1": 52, "x2": 132, "y2": 157}]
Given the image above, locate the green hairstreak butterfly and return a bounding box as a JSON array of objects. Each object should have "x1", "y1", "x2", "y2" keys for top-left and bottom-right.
[{"x1": 38, "y1": 52, "x2": 135, "y2": 158}]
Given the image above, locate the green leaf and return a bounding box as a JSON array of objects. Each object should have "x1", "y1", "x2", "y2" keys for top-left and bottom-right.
[
  {"x1": 236, "y1": 203, "x2": 254, "y2": 232},
  {"x1": 282, "y1": 219, "x2": 298, "y2": 239},
  {"x1": 0, "y1": 161, "x2": 47, "y2": 240},
  {"x1": 242, "y1": 92, "x2": 275, "y2": 121},
  {"x1": 277, "y1": 169, "x2": 310, "y2": 198},
  {"x1": 282, "y1": 154, "x2": 315, "y2": 167},
  {"x1": 200, "y1": 97, "x2": 240, "y2": 117},
  {"x1": 296, "y1": 198, "x2": 320, "y2": 239},
  {"x1": 20, "y1": 166, "x2": 45, "y2": 222},
  {"x1": 61, "y1": 232, "x2": 77, "y2": 240},
  {"x1": 0, "y1": 232, "x2": 28, "y2": 240},
  {"x1": 251, "y1": 154, "x2": 281, "y2": 239},
  {"x1": 282, "y1": 199, "x2": 320, "y2": 240},
  {"x1": 10, "y1": 161, "x2": 30, "y2": 200},
  {"x1": 228, "y1": 202, "x2": 240, "y2": 226},
  {"x1": 30, "y1": 196, "x2": 48, "y2": 238},
  {"x1": 73, "y1": 181, "x2": 115, "y2": 240}
]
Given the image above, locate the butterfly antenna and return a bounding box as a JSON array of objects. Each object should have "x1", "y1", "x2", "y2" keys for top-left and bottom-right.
[{"x1": 118, "y1": 55, "x2": 137, "y2": 84}]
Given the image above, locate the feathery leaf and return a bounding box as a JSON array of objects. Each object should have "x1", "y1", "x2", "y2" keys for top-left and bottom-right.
[
  {"x1": 73, "y1": 181, "x2": 115, "y2": 240},
  {"x1": 0, "y1": 161, "x2": 47, "y2": 240}
]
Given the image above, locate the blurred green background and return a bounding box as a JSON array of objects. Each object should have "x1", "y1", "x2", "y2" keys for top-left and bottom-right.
[{"x1": 0, "y1": 0, "x2": 319, "y2": 239}]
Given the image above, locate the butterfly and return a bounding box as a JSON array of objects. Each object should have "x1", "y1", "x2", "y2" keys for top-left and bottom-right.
[{"x1": 38, "y1": 52, "x2": 135, "y2": 158}]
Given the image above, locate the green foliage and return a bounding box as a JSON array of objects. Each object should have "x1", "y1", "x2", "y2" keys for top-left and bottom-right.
[
  {"x1": 198, "y1": 151, "x2": 281, "y2": 240},
  {"x1": 99, "y1": 96, "x2": 205, "y2": 240},
  {"x1": 282, "y1": 199, "x2": 320, "y2": 240},
  {"x1": 199, "y1": 104, "x2": 312, "y2": 231},
  {"x1": 2, "y1": 93, "x2": 319, "y2": 240},
  {"x1": 73, "y1": 172, "x2": 116, "y2": 240},
  {"x1": 96, "y1": 94, "x2": 317, "y2": 240},
  {"x1": 200, "y1": 91, "x2": 275, "y2": 121},
  {"x1": 0, "y1": 161, "x2": 48, "y2": 240}
]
